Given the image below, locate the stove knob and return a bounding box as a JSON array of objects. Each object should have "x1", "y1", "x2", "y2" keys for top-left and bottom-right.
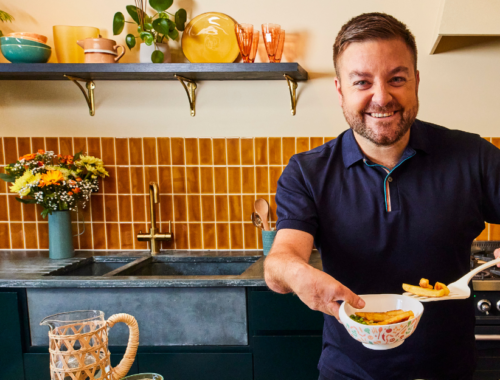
[
  {"x1": 496, "y1": 300, "x2": 500, "y2": 312},
  {"x1": 478, "y1": 299, "x2": 491, "y2": 315}
]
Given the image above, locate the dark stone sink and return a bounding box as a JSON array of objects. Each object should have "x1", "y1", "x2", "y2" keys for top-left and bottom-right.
[{"x1": 46, "y1": 257, "x2": 137, "y2": 276}]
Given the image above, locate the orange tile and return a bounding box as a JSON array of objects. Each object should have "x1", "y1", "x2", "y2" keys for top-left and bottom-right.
[
  {"x1": 59, "y1": 137, "x2": 73, "y2": 156},
  {"x1": 106, "y1": 224, "x2": 120, "y2": 249},
  {"x1": 158, "y1": 167, "x2": 172, "y2": 193},
  {"x1": 200, "y1": 167, "x2": 214, "y2": 193},
  {"x1": 186, "y1": 167, "x2": 200, "y2": 193},
  {"x1": 189, "y1": 223, "x2": 202, "y2": 249},
  {"x1": 115, "y1": 138, "x2": 129, "y2": 165},
  {"x1": 159, "y1": 195, "x2": 173, "y2": 222},
  {"x1": 143, "y1": 138, "x2": 157, "y2": 165},
  {"x1": 118, "y1": 195, "x2": 132, "y2": 222},
  {"x1": 72, "y1": 222, "x2": 81, "y2": 250},
  {"x1": 229, "y1": 195, "x2": 242, "y2": 221},
  {"x1": 270, "y1": 167, "x2": 282, "y2": 193},
  {"x1": 230, "y1": 223, "x2": 244, "y2": 249},
  {"x1": 201, "y1": 195, "x2": 215, "y2": 221},
  {"x1": 0, "y1": 139, "x2": 3, "y2": 165},
  {"x1": 228, "y1": 167, "x2": 241, "y2": 193},
  {"x1": 38, "y1": 223, "x2": 49, "y2": 249},
  {"x1": 476, "y1": 224, "x2": 489, "y2": 240},
  {"x1": 18, "y1": 137, "x2": 31, "y2": 156},
  {"x1": 216, "y1": 223, "x2": 230, "y2": 249},
  {"x1": 199, "y1": 139, "x2": 213, "y2": 165},
  {"x1": 79, "y1": 225, "x2": 93, "y2": 249},
  {"x1": 203, "y1": 223, "x2": 216, "y2": 249},
  {"x1": 172, "y1": 167, "x2": 186, "y2": 193},
  {"x1": 144, "y1": 166, "x2": 158, "y2": 187},
  {"x1": 10, "y1": 223, "x2": 24, "y2": 249},
  {"x1": 227, "y1": 138, "x2": 240, "y2": 165},
  {"x1": 242, "y1": 167, "x2": 255, "y2": 194},
  {"x1": 270, "y1": 195, "x2": 277, "y2": 223},
  {"x1": 31, "y1": 137, "x2": 45, "y2": 154},
  {"x1": 0, "y1": 223, "x2": 10, "y2": 248},
  {"x1": 132, "y1": 195, "x2": 147, "y2": 222},
  {"x1": 490, "y1": 224, "x2": 500, "y2": 240},
  {"x1": 325, "y1": 137, "x2": 336, "y2": 143},
  {"x1": 45, "y1": 137, "x2": 59, "y2": 154},
  {"x1": 213, "y1": 139, "x2": 226, "y2": 165},
  {"x1": 104, "y1": 166, "x2": 118, "y2": 194},
  {"x1": 91, "y1": 195, "x2": 105, "y2": 222},
  {"x1": 87, "y1": 137, "x2": 101, "y2": 157},
  {"x1": 297, "y1": 137, "x2": 310, "y2": 153},
  {"x1": 0, "y1": 195, "x2": 8, "y2": 221},
  {"x1": 25, "y1": 223, "x2": 38, "y2": 249},
  {"x1": 215, "y1": 195, "x2": 228, "y2": 221},
  {"x1": 241, "y1": 138, "x2": 254, "y2": 165},
  {"x1": 173, "y1": 195, "x2": 187, "y2": 221},
  {"x1": 242, "y1": 195, "x2": 255, "y2": 222},
  {"x1": 120, "y1": 224, "x2": 134, "y2": 249},
  {"x1": 492, "y1": 138, "x2": 500, "y2": 149},
  {"x1": 244, "y1": 223, "x2": 258, "y2": 249},
  {"x1": 157, "y1": 137, "x2": 171, "y2": 165},
  {"x1": 160, "y1": 222, "x2": 174, "y2": 249},
  {"x1": 91, "y1": 223, "x2": 105, "y2": 249},
  {"x1": 214, "y1": 167, "x2": 227, "y2": 193},
  {"x1": 269, "y1": 138, "x2": 282, "y2": 165},
  {"x1": 171, "y1": 138, "x2": 185, "y2": 165},
  {"x1": 255, "y1": 138, "x2": 268, "y2": 165},
  {"x1": 73, "y1": 137, "x2": 87, "y2": 156},
  {"x1": 4, "y1": 137, "x2": 18, "y2": 163},
  {"x1": 174, "y1": 223, "x2": 189, "y2": 249},
  {"x1": 130, "y1": 167, "x2": 145, "y2": 194},
  {"x1": 185, "y1": 138, "x2": 199, "y2": 165},
  {"x1": 101, "y1": 138, "x2": 115, "y2": 165},
  {"x1": 311, "y1": 137, "x2": 324, "y2": 149},
  {"x1": 116, "y1": 167, "x2": 131, "y2": 194},
  {"x1": 104, "y1": 195, "x2": 119, "y2": 222},
  {"x1": 282, "y1": 138, "x2": 295, "y2": 165},
  {"x1": 81, "y1": 200, "x2": 92, "y2": 223},
  {"x1": 135, "y1": 223, "x2": 148, "y2": 250},
  {"x1": 483, "y1": 137, "x2": 491, "y2": 143},
  {"x1": 187, "y1": 195, "x2": 202, "y2": 221},
  {"x1": 129, "y1": 138, "x2": 143, "y2": 165},
  {"x1": 23, "y1": 204, "x2": 37, "y2": 222},
  {"x1": 8, "y1": 195, "x2": 22, "y2": 221},
  {"x1": 255, "y1": 167, "x2": 269, "y2": 193},
  {"x1": 0, "y1": 167, "x2": 7, "y2": 194}
]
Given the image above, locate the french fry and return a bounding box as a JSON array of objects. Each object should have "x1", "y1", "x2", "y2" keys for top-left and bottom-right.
[
  {"x1": 403, "y1": 283, "x2": 448, "y2": 297},
  {"x1": 434, "y1": 282, "x2": 450, "y2": 296},
  {"x1": 419, "y1": 278, "x2": 433, "y2": 289},
  {"x1": 355, "y1": 310, "x2": 404, "y2": 322},
  {"x1": 375, "y1": 311, "x2": 414, "y2": 325}
]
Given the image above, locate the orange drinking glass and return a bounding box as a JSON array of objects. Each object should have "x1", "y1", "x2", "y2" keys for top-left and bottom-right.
[
  {"x1": 248, "y1": 31, "x2": 260, "y2": 63},
  {"x1": 235, "y1": 23, "x2": 254, "y2": 63},
  {"x1": 274, "y1": 30, "x2": 286, "y2": 63},
  {"x1": 261, "y1": 23, "x2": 281, "y2": 62}
]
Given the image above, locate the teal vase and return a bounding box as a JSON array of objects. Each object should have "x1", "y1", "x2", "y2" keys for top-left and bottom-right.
[{"x1": 48, "y1": 210, "x2": 75, "y2": 259}]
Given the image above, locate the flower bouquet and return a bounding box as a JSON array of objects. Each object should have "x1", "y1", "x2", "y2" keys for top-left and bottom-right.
[{"x1": 0, "y1": 149, "x2": 108, "y2": 218}]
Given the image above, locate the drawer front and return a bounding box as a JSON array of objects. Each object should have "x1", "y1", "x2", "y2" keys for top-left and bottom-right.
[{"x1": 249, "y1": 290, "x2": 324, "y2": 331}]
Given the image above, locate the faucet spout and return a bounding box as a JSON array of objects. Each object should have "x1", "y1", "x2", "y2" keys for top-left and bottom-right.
[{"x1": 149, "y1": 182, "x2": 159, "y2": 229}]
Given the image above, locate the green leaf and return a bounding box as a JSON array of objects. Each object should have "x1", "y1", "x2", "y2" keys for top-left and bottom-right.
[
  {"x1": 137, "y1": 25, "x2": 144, "y2": 34},
  {"x1": 16, "y1": 197, "x2": 37, "y2": 204},
  {"x1": 168, "y1": 28, "x2": 178, "y2": 40},
  {"x1": 41, "y1": 208, "x2": 50, "y2": 219},
  {"x1": 0, "y1": 30, "x2": 3, "y2": 38},
  {"x1": 126, "y1": 34, "x2": 136, "y2": 49},
  {"x1": 151, "y1": 50, "x2": 164, "y2": 63},
  {"x1": 152, "y1": 18, "x2": 170, "y2": 35},
  {"x1": 175, "y1": 9, "x2": 187, "y2": 32},
  {"x1": 140, "y1": 32, "x2": 154, "y2": 45},
  {"x1": 167, "y1": 18, "x2": 176, "y2": 32},
  {"x1": 113, "y1": 12, "x2": 125, "y2": 35},
  {"x1": 149, "y1": 0, "x2": 173, "y2": 13},
  {"x1": 159, "y1": 12, "x2": 169, "y2": 19},
  {"x1": 144, "y1": 22, "x2": 153, "y2": 31},
  {"x1": 74, "y1": 151, "x2": 82, "y2": 161},
  {"x1": 126, "y1": 5, "x2": 141, "y2": 24},
  {"x1": 0, "y1": 173, "x2": 15, "y2": 182}
]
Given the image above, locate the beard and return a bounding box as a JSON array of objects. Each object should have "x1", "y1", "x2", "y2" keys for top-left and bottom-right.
[{"x1": 343, "y1": 98, "x2": 419, "y2": 146}]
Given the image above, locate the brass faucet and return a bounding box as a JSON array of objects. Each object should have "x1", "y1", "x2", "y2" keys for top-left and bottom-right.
[{"x1": 137, "y1": 182, "x2": 172, "y2": 255}]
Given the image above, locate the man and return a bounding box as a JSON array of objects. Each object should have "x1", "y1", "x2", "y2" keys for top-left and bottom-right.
[{"x1": 264, "y1": 12, "x2": 500, "y2": 380}]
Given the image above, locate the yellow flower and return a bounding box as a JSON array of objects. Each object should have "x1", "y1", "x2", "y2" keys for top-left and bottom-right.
[
  {"x1": 40, "y1": 170, "x2": 64, "y2": 187},
  {"x1": 9, "y1": 171, "x2": 41, "y2": 195},
  {"x1": 77, "y1": 155, "x2": 102, "y2": 166}
]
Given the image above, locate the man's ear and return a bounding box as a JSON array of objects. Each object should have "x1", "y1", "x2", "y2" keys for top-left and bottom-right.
[{"x1": 334, "y1": 76, "x2": 344, "y2": 107}]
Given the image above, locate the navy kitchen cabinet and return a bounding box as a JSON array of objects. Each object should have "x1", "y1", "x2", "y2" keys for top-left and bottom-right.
[{"x1": 0, "y1": 291, "x2": 25, "y2": 379}]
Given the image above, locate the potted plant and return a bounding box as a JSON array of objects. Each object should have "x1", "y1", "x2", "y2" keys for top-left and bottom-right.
[
  {"x1": 0, "y1": 10, "x2": 14, "y2": 37},
  {"x1": 113, "y1": 0, "x2": 187, "y2": 63}
]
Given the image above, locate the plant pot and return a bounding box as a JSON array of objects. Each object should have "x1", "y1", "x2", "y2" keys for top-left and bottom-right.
[
  {"x1": 48, "y1": 210, "x2": 75, "y2": 259},
  {"x1": 140, "y1": 42, "x2": 171, "y2": 63}
]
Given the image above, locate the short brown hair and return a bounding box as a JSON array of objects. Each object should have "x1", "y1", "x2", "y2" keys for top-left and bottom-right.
[{"x1": 333, "y1": 13, "x2": 417, "y2": 77}]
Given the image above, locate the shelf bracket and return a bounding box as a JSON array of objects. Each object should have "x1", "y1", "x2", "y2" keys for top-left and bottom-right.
[
  {"x1": 174, "y1": 74, "x2": 197, "y2": 117},
  {"x1": 64, "y1": 75, "x2": 96, "y2": 117},
  {"x1": 284, "y1": 74, "x2": 298, "y2": 116}
]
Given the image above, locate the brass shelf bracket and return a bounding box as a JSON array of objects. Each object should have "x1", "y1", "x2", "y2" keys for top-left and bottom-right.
[
  {"x1": 284, "y1": 74, "x2": 298, "y2": 116},
  {"x1": 174, "y1": 74, "x2": 197, "y2": 117},
  {"x1": 64, "y1": 75, "x2": 96, "y2": 116}
]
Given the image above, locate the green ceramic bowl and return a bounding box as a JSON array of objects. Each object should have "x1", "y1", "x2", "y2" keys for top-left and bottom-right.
[
  {"x1": 0, "y1": 36, "x2": 51, "y2": 49},
  {"x1": 120, "y1": 374, "x2": 164, "y2": 380},
  {"x1": 1, "y1": 44, "x2": 51, "y2": 63}
]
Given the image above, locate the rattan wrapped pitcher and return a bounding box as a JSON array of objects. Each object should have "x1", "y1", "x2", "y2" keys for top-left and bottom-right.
[{"x1": 41, "y1": 310, "x2": 139, "y2": 380}]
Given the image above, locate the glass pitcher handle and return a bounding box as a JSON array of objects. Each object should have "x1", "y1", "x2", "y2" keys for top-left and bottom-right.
[
  {"x1": 73, "y1": 204, "x2": 86, "y2": 237},
  {"x1": 107, "y1": 313, "x2": 139, "y2": 380}
]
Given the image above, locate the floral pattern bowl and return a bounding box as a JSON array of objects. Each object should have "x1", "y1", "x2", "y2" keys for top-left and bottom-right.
[{"x1": 339, "y1": 294, "x2": 424, "y2": 350}]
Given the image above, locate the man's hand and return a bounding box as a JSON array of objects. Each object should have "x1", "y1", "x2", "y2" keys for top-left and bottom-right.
[{"x1": 494, "y1": 248, "x2": 500, "y2": 266}]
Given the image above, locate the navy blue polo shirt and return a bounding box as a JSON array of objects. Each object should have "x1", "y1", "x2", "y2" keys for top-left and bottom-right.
[{"x1": 275, "y1": 119, "x2": 500, "y2": 380}]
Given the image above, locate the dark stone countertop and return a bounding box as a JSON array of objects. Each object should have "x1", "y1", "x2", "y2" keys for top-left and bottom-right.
[{"x1": 0, "y1": 250, "x2": 323, "y2": 288}]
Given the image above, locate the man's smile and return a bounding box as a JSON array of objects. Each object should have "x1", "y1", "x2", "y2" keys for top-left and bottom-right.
[{"x1": 365, "y1": 110, "x2": 400, "y2": 119}]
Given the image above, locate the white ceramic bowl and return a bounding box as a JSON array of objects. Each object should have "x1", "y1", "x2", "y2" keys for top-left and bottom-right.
[{"x1": 339, "y1": 294, "x2": 424, "y2": 350}]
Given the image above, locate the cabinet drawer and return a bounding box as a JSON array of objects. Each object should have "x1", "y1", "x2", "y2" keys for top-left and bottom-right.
[{"x1": 249, "y1": 290, "x2": 324, "y2": 331}]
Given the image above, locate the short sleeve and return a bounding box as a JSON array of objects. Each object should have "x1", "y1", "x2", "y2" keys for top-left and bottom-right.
[
  {"x1": 480, "y1": 138, "x2": 500, "y2": 224},
  {"x1": 275, "y1": 156, "x2": 318, "y2": 236}
]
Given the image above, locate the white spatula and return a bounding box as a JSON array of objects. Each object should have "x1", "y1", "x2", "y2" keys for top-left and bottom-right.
[{"x1": 403, "y1": 257, "x2": 500, "y2": 302}]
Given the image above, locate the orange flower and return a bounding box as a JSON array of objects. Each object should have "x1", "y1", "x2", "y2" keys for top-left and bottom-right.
[
  {"x1": 38, "y1": 149, "x2": 45, "y2": 154},
  {"x1": 66, "y1": 155, "x2": 74, "y2": 164},
  {"x1": 73, "y1": 187, "x2": 81, "y2": 194},
  {"x1": 67, "y1": 191, "x2": 74, "y2": 196},
  {"x1": 19, "y1": 153, "x2": 36, "y2": 161},
  {"x1": 76, "y1": 177, "x2": 82, "y2": 182},
  {"x1": 68, "y1": 180, "x2": 77, "y2": 186},
  {"x1": 40, "y1": 170, "x2": 64, "y2": 187}
]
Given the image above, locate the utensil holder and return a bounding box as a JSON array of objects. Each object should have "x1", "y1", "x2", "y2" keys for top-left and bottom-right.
[{"x1": 262, "y1": 230, "x2": 277, "y2": 256}]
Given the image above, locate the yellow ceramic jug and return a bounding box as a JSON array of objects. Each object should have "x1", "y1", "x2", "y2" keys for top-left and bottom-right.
[{"x1": 53, "y1": 25, "x2": 100, "y2": 63}]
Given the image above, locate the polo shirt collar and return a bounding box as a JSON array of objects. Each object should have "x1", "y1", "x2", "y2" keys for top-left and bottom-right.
[{"x1": 342, "y1": 119, "x2": 431, "y2": 169}]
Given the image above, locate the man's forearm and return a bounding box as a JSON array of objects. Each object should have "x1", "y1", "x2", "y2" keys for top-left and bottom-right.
[{"x1": 264, "y1": 251, "x2": 312, "y2": 294}]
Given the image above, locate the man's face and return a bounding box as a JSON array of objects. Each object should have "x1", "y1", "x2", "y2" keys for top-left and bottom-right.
[{"x1": 334, "y1": 38, "x2": 420, "y2": 146}]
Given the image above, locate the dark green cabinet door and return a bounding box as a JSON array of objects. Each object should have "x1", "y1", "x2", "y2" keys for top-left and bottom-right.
[
  {"x1": 253, "y1": 336, "x2": 322, "y2": 380},
  {"x1": 0, "y1": 292, "x2": 24, "y2": 379},
  {"x1": 138, "y1": 353, "x2": 252, "y2": 380}
]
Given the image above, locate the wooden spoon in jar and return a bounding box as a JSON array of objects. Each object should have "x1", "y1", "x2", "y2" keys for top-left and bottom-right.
[{"x1": 254, "y1": 198, "x2": 270, "y2": 231}]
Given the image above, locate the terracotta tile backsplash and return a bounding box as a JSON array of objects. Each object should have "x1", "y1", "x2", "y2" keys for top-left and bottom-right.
[{"x1": 0, "y1": 136, "x2": 498, "y2": 251}]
